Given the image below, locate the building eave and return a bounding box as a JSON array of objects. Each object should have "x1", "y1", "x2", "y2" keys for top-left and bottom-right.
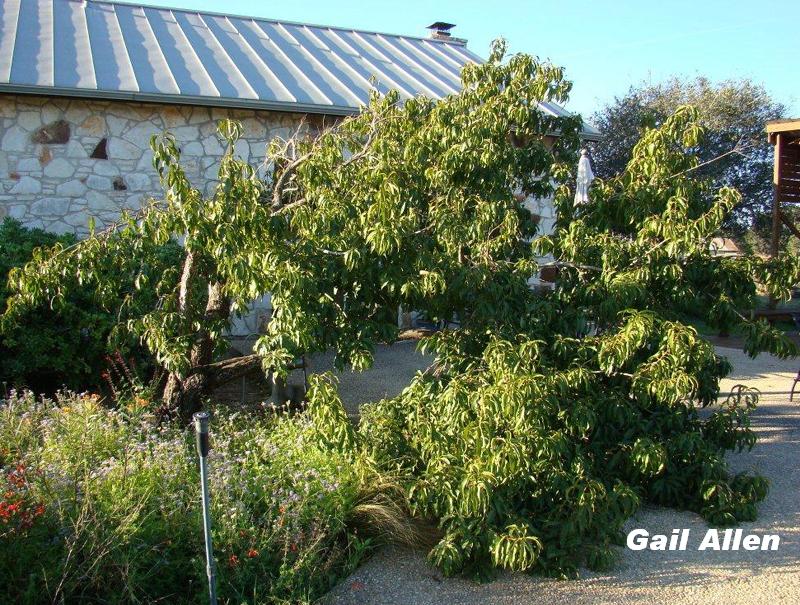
[{"x1": 0, "y1": 84, "x2": 359, "y2": 117}]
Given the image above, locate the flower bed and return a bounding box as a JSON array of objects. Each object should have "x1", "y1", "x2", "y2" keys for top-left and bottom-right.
[{"x1": 0, "y1": 385, "x2": 379, "y2": 604}]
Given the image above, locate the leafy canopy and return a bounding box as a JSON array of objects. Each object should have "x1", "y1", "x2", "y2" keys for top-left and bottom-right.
[
  {"x1": 4, "y1": 40, "x2": 580, "y2": 393},
  {"x1": 590, "y1": 77, "x2": 786, "y2": 244},
  {"x1": 359, "y1": 106, "x2": 800, "y2": 578}
]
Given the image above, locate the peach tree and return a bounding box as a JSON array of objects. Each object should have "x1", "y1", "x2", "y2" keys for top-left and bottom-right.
[{"x1": 3, "y1": 41, "x2": 578, "y2": 417}]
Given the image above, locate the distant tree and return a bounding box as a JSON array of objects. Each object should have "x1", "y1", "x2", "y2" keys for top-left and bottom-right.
[{"x1": 590, "y1": 77, "x2": 786, "y2": 244}]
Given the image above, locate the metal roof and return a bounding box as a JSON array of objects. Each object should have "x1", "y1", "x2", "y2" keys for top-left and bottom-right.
[{"x1": 0, "y1": 0, "x2": 600, "y2": 136}]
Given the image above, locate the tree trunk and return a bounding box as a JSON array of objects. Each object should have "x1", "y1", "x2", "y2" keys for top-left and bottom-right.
[
  {"x1": 161, "y1": 278, "x2": 232, "y2": 420},
  {"x1": 159, "y1": 251, "x2": 303, "y2": 420},
  {"x1": 161, "y1": 371, "x2": 211, "y2": 422}
]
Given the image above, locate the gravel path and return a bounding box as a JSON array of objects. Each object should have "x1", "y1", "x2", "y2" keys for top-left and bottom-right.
[
  {"x1": 326, "y1": 346, "x2": 800, "y2": 604},
  {"x1": 306, "y1": 339, "x2": 432, "y2": 416}
]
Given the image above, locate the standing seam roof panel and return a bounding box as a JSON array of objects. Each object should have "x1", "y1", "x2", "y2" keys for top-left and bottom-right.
[
  {"x1": 0, "y1": 0, "x2": 21, "y2": 82},
  {"x1": 114, "y1": 4, "x2": 180, "y2": 95},
  {"x1": 278, "y1": 22, "x2": 369, "y2": 108},
  {"x1": 252, "y1": 20, "x2": 342, "y2": 107},
  {"x1": 311, "y1": 28, "x2": 394, "y2": 98},
  {"x1": 383, "y1": 35, "x2": 462, "y2": 94},
  {"x1": 326, "y1": 29, "x2": 416, "y2": 99},
  {"x1": 355, "y1": 31, "x2": 448, "y2": 98},
  {"x1": 10, "y1": 0, "x2": 54, "y2": 87},
  {"x1": 176, "y1": 13, "x2": 258, "y2": 100},
  {"x1": 142, "y1": 7, "x2": 218, "y2": 97},
  {"x1": 86, "y1": 1, "x2": 139, "y2": 92},
  {"x1": 0, "y1": 0, "x2": 599, "y2": 138},
  {"x1": 371, "y1": 34, "x2": 457, "y2": 96},
  {"x1": 295, "y1": 26, "x2": 373, "y2": 106},
  {"x1": 53, "y1": 0, "x2": 94, "y2": 89},
  {"x1": 203, "y1": 15, "x2": 296, "y2": 103},
  {"x1": 231, "y1": 17, "x2": 325, "y2": 106}
]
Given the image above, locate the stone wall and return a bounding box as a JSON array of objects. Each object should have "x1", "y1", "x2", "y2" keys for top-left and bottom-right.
[{"x1": 0, "y1": 94, "x2": 313, "y2": 234}]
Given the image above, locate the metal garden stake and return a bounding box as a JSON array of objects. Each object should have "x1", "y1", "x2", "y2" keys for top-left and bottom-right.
[{"x1": 194, "y1": 411, "x2": 217, "y2": 605}]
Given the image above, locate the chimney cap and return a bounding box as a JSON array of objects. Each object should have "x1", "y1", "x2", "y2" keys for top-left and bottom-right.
[{"x1": 427, "y1": 22, "x2": 456, "y2": 32}]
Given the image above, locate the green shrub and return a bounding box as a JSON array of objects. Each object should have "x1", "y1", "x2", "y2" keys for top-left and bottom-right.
[
  {"x1": 0, "y1": 376, "x2": 387, "y2": 604},
  {"x1": 360, "y1": 331, "x2": 768, "y2": 579},
  {"x1": 0, "y1": 218, "x2": 181, "y2": 393}
]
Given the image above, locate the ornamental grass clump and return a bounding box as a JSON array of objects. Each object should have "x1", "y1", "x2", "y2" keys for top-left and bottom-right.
[{"x1": 0, "y1": 378, "x2": 389, "y2": 604}]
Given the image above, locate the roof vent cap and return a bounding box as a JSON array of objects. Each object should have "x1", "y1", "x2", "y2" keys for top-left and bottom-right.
[{"x1": 427, "y1": 22, "x2": 456, "y2": 40}]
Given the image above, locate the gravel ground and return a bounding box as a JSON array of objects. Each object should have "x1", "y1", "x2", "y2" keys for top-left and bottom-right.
[
  {"x1": 306, "y1": 339, "x2": 433, "y2": 416},
  {"x1": 325, "y1": 345, "x2": 800, "y2": 605}
]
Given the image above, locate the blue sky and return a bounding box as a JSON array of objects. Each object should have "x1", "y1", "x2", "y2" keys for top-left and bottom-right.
[{"x1": 135, "y1": 0, "x2": 800, "y2": 125}]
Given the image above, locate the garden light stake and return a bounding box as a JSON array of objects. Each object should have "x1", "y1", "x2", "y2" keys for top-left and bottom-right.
[{"x1": 194, "y1": 412, "x2": 217, "y2": 605}]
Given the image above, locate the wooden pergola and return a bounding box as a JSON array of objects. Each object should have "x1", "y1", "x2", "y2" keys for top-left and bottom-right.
[{"x1": 767, "y1": 119, "x2": 800, "y2": 256}]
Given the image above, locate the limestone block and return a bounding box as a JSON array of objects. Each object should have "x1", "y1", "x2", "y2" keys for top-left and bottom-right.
[
  {"x1": 122, "y1": 121, "x2": 160, "y2": 148},
  {"x1": 126, "y1": 173, "x2": 152, "y2": 191},
  {"x1": 202, "y1": 136, "x2": 223, "y2": 156},
  {"x1": 79, "y1": 115, "x2": 106, "y2": 137},
  {"x1": 46, "y1": 220, "x2": 73, "y2": 235},
  {"x1": 42, "y1": 102, "x2": 69, "y2": 124},
  {"x1": 2, "y1": 126, "x2": 29, "y2": 152},
  {"x1": 64, "y1": 212, "x2": 89, "y2": 228},
  {"x1": 242, "y1": 117, "x2": 267, "y2": 135},
  {"x1": 18, "y1": 111, "x2": 41, "y2": 131},
  {"x1": 9, "y1": 176, "x2": 40, "y2": 194},
  {"x1": 17, "y1": 158, "x2": 42, "y2": 173},
  {"x1": 65, "y1": 103, "x2": 92, "y2": 125},
  {"x1": 93, "y1": 161, "x2": 119, "y2": 176},
  {"x1": 171, "y1": 125, "x2": 200, "y2": 142},
  {"x1": 44, "y1": 157, "x2": 75, "y2": 178},
  {"x1": 187, "y1": 106, "x2": 211, "y2": 124},
  {"x1": 86, "y1": 190, "x2": 118, "y2": 212},
  {"x1": 233, "y1": 138, "x2": 250, "y2": 161},
  {"x1": 180, "y1": 157, "x2": 200, "y2": 178},
  {"x1": 107, "y1": 115, "x2": 127, "y2": 136},
  {"x1": 0, "y1": 99, "x2": 16, "y2": 119},
  {"x1": 108, "y1": 137, "x2": 140, "y2": 160},
  {"x1": 56, "y1": 179, "x2": 88, "y2": 197},
  {"x1": 41, "y1": 105, "x2": 62, "y2": 124},
  {"x1": 8, "y1": 204, "x2": 27, "y2": 219},
  {"x1": 64, "y1": 140, "x2": 87, "y2": 158},
  {"x1": 115, "y1": 160, "x2": 137, "y2": 173},
  {"x1": 199, "y1": 121, "x2": 217, "y2": 138},
  {"x1": 181, "y1": 141, "x2": 204, "y2": 156},
  {"x1": 86, "y1": 174, "x2": 112, "y2": 190},
  {"x1": 25, "y1": 217, "x2": 45, "y2": 230},
  {"x1": 31, "y1": 197, "x2": 70, "y2": 217},
  {"x1": 125, "y1": 192, "x2": 147, "y2": 208},
  {"x1": 161, "y1": 106, "x2": 186, "y2": 128}
]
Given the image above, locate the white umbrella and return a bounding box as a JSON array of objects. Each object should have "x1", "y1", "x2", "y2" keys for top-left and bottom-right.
[{"x1": 574, "y1": 149, "x2": 594, "y2": 206}]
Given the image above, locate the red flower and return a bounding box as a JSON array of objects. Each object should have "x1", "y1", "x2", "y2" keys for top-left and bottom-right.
[
  {"x1": 247, "y1": 548, "x2": 259, "y2": 558},
  {"x1": 228, "y1": 554, "x2": 240, "y2": 567}
]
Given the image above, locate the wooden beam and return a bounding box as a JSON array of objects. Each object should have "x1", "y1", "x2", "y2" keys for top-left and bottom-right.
[{"x1": 767, "y1": 118, "x2": 800, "y2": 132}]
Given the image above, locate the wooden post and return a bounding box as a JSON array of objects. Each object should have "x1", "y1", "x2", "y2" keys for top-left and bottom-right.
[{"x1": 771, "y1": 133, "x2": 782, "y2": 259}]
